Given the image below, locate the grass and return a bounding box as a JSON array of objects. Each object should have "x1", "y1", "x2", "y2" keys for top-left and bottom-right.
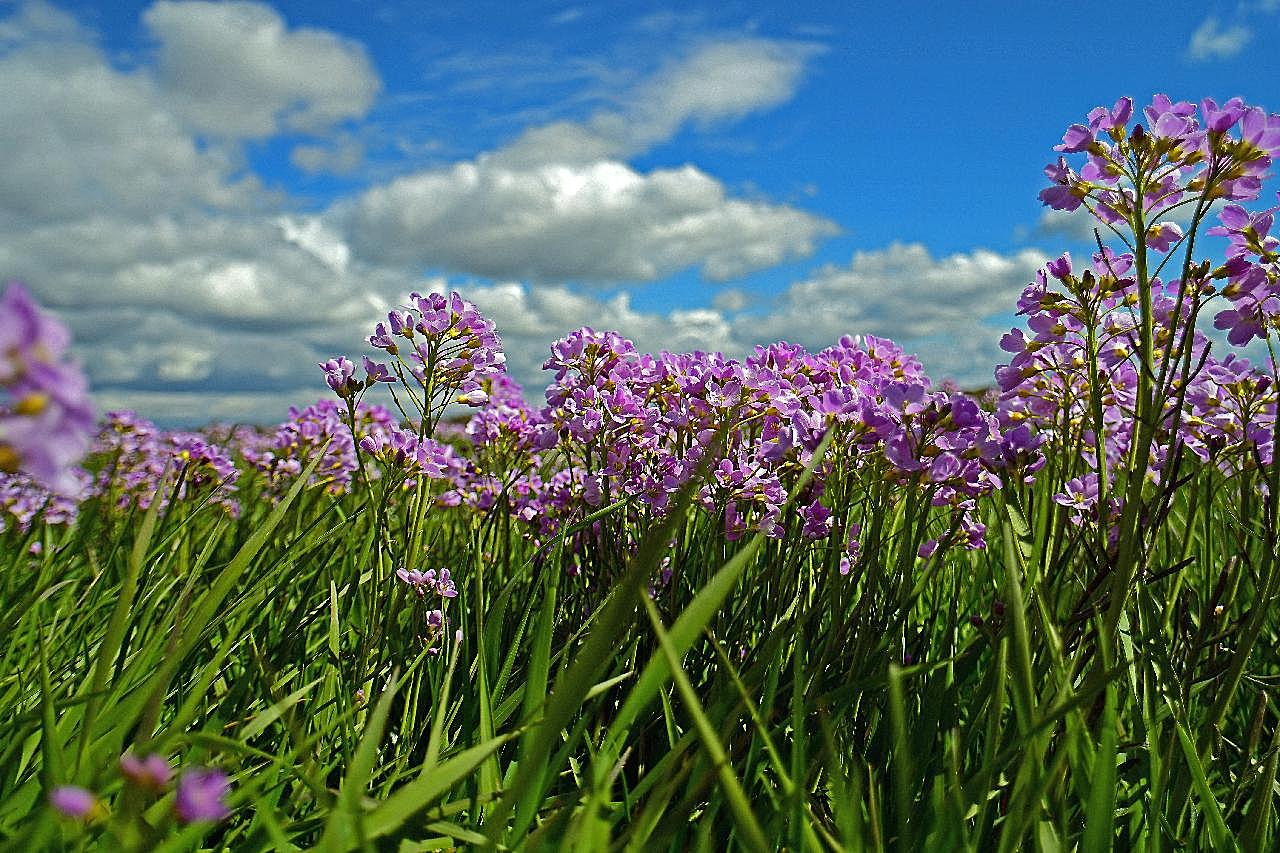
[{"x1": 1, "y1": 398, "x2": 1278, "y2": 852}]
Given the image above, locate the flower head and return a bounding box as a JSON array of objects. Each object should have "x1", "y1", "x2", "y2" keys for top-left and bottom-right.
[
  {"x1": 0, "y1": 283, "x2": 95, "y2": 494},
  {"x1": 120, "y1": 752, "x2": 173, "y2": 790},
  {"x1": 175, "y1": 769, "x2": 231, "y2": 824},
  {"x1": 49, "y1": 786, "x2": 100, "y2": 820}
]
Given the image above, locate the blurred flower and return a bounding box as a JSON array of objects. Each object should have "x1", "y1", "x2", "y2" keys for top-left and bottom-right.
[
  {"x1": 0, "y1": 283, "x2": 95, "y2": 494},
  {"x1": 49, "y1": 786, "x2": 100, "y2": 820},
  {"x1": 175, "y1": 769, "x2": 231, "y2": 824},
  {"x1": 120, "y1": 752, "x2": 173, "y2": 790}
]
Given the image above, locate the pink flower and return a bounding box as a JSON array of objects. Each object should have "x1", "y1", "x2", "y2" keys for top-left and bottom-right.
[
  {"x1": 120, "y1": 752, "x2": 173, "y2": 790},
  {"x1": 175, "y1": 769, "x2": 231, "y2": 824},
  {"x1": 49, "y1": 786, "x2": 99, "y2": 820}
]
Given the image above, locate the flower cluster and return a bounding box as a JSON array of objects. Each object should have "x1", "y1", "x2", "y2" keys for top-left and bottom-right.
[
  {"x1": 240, "y1": 399, "x2": 397, "y2": 496},
  {"x1": 357, "y1": 423, "x2": 464, "y2": 484},
  {"x1": 1006, "y1": 93, "x2": 1280, "y2": 529},
  {"x1": 395, "y1": 566, "x2": 459, "y2": 652},
  {"x1": 361, "y1": 290, "x2": 506, "y2": 418},
  {"x1": 1210, "y1": 196, "x2": 1280, "y2": 346},
  {"x1": 0, "y1": 467, "x2": 91, "y2": 533},
  {"x1": 95, "y1": 411, "x2": 241, "y2": 516},
  {"x1": 0, "y1": 283, "x2": 94, "y2": 495},
  {"x1": 1041, "y1": 95, "x2": 1280, "y2": 222},
  {"x1": 435, "y1": 326, "x2": 1042, "y2": 565}
]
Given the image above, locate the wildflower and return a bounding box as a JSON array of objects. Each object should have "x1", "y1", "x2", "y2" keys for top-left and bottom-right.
[
  {"x1": 319, "y1": 357, "x2": 358, "y2": 397},
  {"x1": 0, "y1": 283, "x2": 95, "y2": 494},
  {"x1": 120, "y1": 752, "x2": 173, "y2": 790},
  {"x1": 49, "y1": 786, "x2": 100, "y2": 820},
  {"x1": 435, "y1": 568, "x2": 458, "y2": 598},
  {"x1": 396, "y1": 567, "x2": 437, "y2": 596},
  {"x1": 175, "y1": 769, "x2": 231, "y2": 824}
]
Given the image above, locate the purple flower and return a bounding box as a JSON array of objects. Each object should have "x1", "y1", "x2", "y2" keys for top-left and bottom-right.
[
  {"x1": 1046, "y1": 253, "x2": 1072, "y2": 281},
  {"x1": 1088, "y1": 97, "x2": 1133, "y2": 132},
  {"x1": 435, "y1": 568, "x2": 458, "y2": 598},
  {"x1": 362, "y1": 356, "x2": 394, "y2": 384},
  {"x1": 1200, "y1": 96, "x2": 1247, "y2": 133},
  {"x1": 396, "y1": 567, "x2": 437, "y2": 596},
  {"x1": 49, "y1": 786, "x2": 99, "y2": 820},
  {"x1": 175, "y1": 769, "x2": 231, "y2": 824},
  {"x1": 120, "y1": 752, "x2": 173, "y2": 790},
  {"x1": 319, "y1": 357, "x2": 358, "y2": 397},
  {"x1": 1054, "y1": 123, "x2": 1094, "y2": 153},
  {"x1": 1146, "y1": 222, "x2": 1184, "y2": 253},
  {"x1": 0, "y1": 283, "x2": 95, "y2": 494}
]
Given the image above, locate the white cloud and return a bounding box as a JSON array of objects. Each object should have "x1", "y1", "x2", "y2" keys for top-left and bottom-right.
[
  {"x1": 632, "y1": 39, "x2": 816, "y2": 141},
  {"x1": 345, "y1": 159, "x2": 837, "y2": 283},
  {"x1": 1187, "y1": 16, "x2": 1251, "y2": 61},
  {"x1": 143, "y1": 0, "x2": 381, "y2": 138},
  {"x1": 0, "y1": 0, "x2": 90, "y2": 43},
  {"x1": 712, "y1": 288, "x2": 749, "y2": 312},
  {"x1": 744, "y1": 243, "x2": 1049, "y2": 385},
  {"x1": 495, "y1": 37, "x2": 820, "y2": 166},
  {"x1": 290, "y1": 136, "x2": 366, "y2": 175},
  {"x1": 1032, "y1": 209, "x2": 1107, "y2": 244},
  {"x1": 0, "y1": 3, "x2": 844, "y2": 422},
  {"x1": 0, "y1": 29, "x2": 260, "y2": 225}
]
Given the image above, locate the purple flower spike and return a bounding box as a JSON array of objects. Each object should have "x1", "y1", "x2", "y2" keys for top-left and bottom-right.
[
  {"x1": 175, "y1": 769, "x2": 231, "y2": 824},
  {"x1": 49, "y1": 786, "x2": 99, "y2": 820}
]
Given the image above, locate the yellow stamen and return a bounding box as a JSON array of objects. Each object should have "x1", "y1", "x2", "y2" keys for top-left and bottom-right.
[
  {"x1": 0, "y1": 444, "x2": 18, "y2": 473},
  {"x1": 14, "y1": 392, "x2": 48, "y2": 416}
]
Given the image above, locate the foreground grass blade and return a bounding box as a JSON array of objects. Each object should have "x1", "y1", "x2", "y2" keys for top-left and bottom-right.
[{"x1": 640, "y1": 594, "x2": 769, "y2": 853}]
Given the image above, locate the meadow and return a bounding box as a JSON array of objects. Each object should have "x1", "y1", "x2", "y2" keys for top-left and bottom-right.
[{"x1": 2, "y1": 94, "x2": 1280, "y2": 851}]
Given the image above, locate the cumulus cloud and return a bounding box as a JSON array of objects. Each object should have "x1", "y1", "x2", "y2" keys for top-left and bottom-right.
[
  {"x1": 746, "y1": 243, "x2": 1049, "y2": 386},
  {"x1": 1187, "y1": 16, "x2": 1251, "y2": 61},
  {"x1": 0, "y1": 2, "x2": 844, "y2": 422},
  {"x1": 1031, "y1": 209, "x2": 1107, "y2": 244},
  {"x1": 340, "y1": 35, "x2": 834, "y2": 285},
  {"x1": 143, "y1": 0, "x2": 381, "y2": 138},
  {"x1": 344, "y1": 160, "x2": 836, "y2": 282},
  {"x1": 0, "y1": 28, "x2": 260, "y2": 225}
]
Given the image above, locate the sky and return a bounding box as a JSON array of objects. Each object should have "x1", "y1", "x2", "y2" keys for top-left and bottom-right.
[{"x1": 2, "y1": 0, "x2": 1279, "y2": 424}]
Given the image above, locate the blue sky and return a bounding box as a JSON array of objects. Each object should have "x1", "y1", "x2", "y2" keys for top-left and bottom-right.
[{"x1": 2, "y1": 0, "x2": 1278, "y2": 422}]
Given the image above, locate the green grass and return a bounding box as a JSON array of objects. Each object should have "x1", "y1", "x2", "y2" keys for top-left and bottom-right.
[{"x1": 2, "y1": 425, "x2": 1279, "y2": 852}]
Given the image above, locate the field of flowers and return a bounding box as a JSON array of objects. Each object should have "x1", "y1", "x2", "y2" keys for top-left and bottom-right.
[{"x1": 3, "y1": 94, "x2": 1280, "y2": 851}]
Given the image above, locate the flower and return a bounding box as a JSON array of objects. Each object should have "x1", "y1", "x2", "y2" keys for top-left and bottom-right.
[
  {"x1": 396, "y1": 567, "x2": 437, "y2": 596},
  {"x1": 0, "y1": 282, "x2": 95, "y2": 494},
  {"x1": 120, "y1": 752, "x2": 173, "y2": 790},
  {"x1": 49, "y1": 786, "x2": 100, "y2": 820},
  {"x1": 175, "y1": 768, "x2": 231, "y2": 823},
  {"x1": 319, "y1": 357, "x2": 358, "y2": 397}
]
